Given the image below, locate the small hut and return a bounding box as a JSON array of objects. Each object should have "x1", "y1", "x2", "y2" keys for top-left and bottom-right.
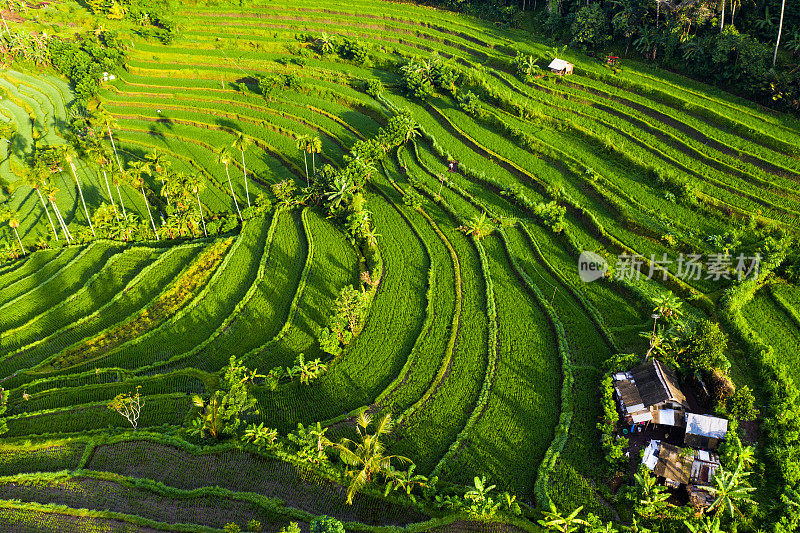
[{"x1": 548, "y1": 58, "x2": 574, "y2": 75}]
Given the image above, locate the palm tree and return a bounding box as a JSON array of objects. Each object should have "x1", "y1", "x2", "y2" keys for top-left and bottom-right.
[
  {"x1": 538, "y1": 505, "x2": 587, "y2": 533},
  {"x1": 217, "y1": 147, "x2": 243, "y2": 222},
  {"x1": 91, "y1": 107, "x2": 125, "y2": 176},
  {"x1": 61, "y1": 145, "x2": 95, "y2": 237},
  {"x1": 309, "y1": 136, "x2": 322, "y2": 177},
  {"x1": 146, "y1": 149, "x2": 171, "y2": 204},
  {"x1": 86, "y1": 143, "x2": 119, "y2": 220},
  {"x1": 774, "y1": 0, "x2": 786, "y2": 66},
  {"x1": 2, "y1": 207, "x2": 26, "y2": 255},
  {"x1": 22, "y1": 166, "x2": 58, "y2": 241},
  {"x1": 128, "y1": 160, "x2": 159, "y2": 240},
  {"x1": 42, "y1": 183, "x2": 72, "y2": 243},
  {"x1": 111, "y1": 169, "x2": 129, "y2": 221},
  {"x1": 186, "y1": 173, "x2": 208, "y2": 237},
  {"x1": 336, "y1": 412, "x2": 411, "y2": 504},
  {"x1": 706, "y1": 464, "x2": 756, "y2": 518},
  {"x1": 231, "y1": 132, "x2": 252, "y2": 208},
  {"x1": 296, "y1": 134, "x2": 311, "y2": 184}
]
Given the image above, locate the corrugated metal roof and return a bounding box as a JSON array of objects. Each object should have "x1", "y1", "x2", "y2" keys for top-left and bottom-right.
[
  {"x1": 548, "y1": 58, "x2": 572, "y2": 70},
  {"x1": 630, "y1": 359, "x2": 687, "y2": 408},
  {"x1": 685, "y1": 413, "x2": 729, "y2": 439}
]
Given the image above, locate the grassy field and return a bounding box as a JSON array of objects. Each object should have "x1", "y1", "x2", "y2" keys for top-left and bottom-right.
[{"x1": 0, "y1": 0, "x2": 799, "y2": 529}]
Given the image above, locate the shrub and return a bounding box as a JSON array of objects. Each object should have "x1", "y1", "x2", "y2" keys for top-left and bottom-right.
[
  {"x1": 533, "y1": 201, "x2": 567, "y2": 232},
  {"x1": 728, "y1": 385, "x2": 759, "y2": 422},
  {"x1": 338, "y1": 38, "x2": 368, "y2": 62},
  {"x1": 311, "y1": 516, "x2": 345, "y2": 533},
  {"x1": 458, "y1": 91, "x2": 482, "y2": 117},
  {"x1": 365, "y1": 78, "x2": 383, "y2": 97}
]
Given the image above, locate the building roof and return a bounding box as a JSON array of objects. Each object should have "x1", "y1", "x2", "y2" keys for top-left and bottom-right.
[
  {"x1": 642, "y1": 440, "x2": 660, "y2": 470},
  {"x1": 614, "y1": 379, "x2": 645, "y2": 414},
  {"x1": 630, "y1": 359, "x2": 687, "y2": 408},
  {"x1": 548, "y1": 58, "x2": 572, "y2": 71},
  {"x1": 652, "y1": 443, "x2": 692, "y2": 485},
  {"x1": 685, "y1": 413, "x2": 729, "y2": 439}
]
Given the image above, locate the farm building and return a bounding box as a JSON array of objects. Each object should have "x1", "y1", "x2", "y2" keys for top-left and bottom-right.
[
  {"x1": 613, "y1": 359, "x2": 689, "y2": 426},
  {"x1": 548, "y1": 58, "x2": 574, "y2": 75},
  {"x1": 642, "y1": 440, "x2": 720, "y2": 489},
  {"x1": 684, "y1": 413, "x2": 729, "y2": 451}
]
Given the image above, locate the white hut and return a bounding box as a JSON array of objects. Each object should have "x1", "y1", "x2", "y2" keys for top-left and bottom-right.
[{"x1": 548, "y1": 58, "x2": 574, "y2": 75}]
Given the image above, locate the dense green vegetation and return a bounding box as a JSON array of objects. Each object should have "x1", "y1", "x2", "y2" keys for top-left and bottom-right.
[{"x1": 0, "y1": 0, "x2": 799, "y2": 531}]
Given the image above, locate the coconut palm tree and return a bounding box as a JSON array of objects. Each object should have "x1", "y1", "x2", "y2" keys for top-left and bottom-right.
[
  {"x1": 22, "y1": 165, "x2": 58, "y2": 241},
  {"x1": 336, "y1": 412, "x2": 411, "y2": 504},
  {"x1": 91, "y1": 107, "x2": 125, "y2": 175},
  {"x1": 61, "y1": 145, "x2": 95, "y2": 237},
  {"x1": 231, "y1": 132, "x2": 252, "y2": 208},
  {"x1": 774, "y1": 0, "x2": 786, "y2": 66},
  {"x1": 1, "y1": 207, "x2": 26, "y2": 255},
  {"x1": 217, "y1": 148, "x2": 242, "y2": 222},
  {"x1": 86, "y1": 142, "x2": 119, "y2": 220},
  {"x1": 186, "y1": 173, "x2": 208, "y2": 237},
  {"x1": 146, "y1": 149, "x2": 171, "y2": 204},
  {"x1": 42, "y1": 183, "x2": 72, "y2": 243},
  {"x1": 538, "y1": 505, "x2": 587, "y2": 533},
  {"x1": 127, "y1": 160, "x2": 159, "y2": 240},
  {"x1": 309, "y1": 135, "x2": 322, "y2": 177},
  {"x1": 296, "y1": 134, "x2": 311, "y2": 183},
  {"x1": 110, "y1": 169, "x2": 129, "y2": 221}
]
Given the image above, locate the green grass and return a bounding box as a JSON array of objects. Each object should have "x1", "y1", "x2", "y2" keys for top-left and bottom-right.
[{"x1": 742, "y1": 288, "x2": 800, "y2": 385}]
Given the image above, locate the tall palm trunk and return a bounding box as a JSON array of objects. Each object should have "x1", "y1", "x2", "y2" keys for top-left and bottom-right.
[
  {"x1": 224, "y1": 163, "x2": 243, "y2": 221},
  {"x1": 196, "y1": 192, "x2": 208, "y2": 237},
  {"x1": 312, "y1": 151, "x2": 315, "y2": 177},
  {"x1": 116, "y1": 184, "x2": 128, "y2": 221},
  {"x1": 107, "y1": 125, "x2": 130, "y2": 223},
  {"x1": 101, "y1": 168, "x2": 120, "y2": 221},
  {"x1": 720, "y1": 0, "x2": 725, "y2": 31},
  {"x1": 50, "y1": 199, "x2": 72, "y2": 243},
  {"x1": 140, "y1": 185, "x2": 159, "y2": 240},
  {"x1": 35, "y1": 189, "x2": 58, "y2": 241},
  {"x1": 303, "y1": 151, "x2": 309, "y2": 184},
  {"x1": 108, "y1": 125, "x2": 124, "y2": 175},
  {"x1": 69, "y1": 161, "x2": 95, "y2": 236},
  {"x1": 774, "y1": 0, "x2": 786, "y2": 66},
  {"x1": 241, "y1": 150, "x2": 251, "y2": 208},
  {"x1": 13, "y1": 227, "x2": 25, "y2": 254}
]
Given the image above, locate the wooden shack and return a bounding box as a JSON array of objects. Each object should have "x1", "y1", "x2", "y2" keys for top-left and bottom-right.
[{"x1": 548, "y1": 58, "x2": 574, "y2": 75}]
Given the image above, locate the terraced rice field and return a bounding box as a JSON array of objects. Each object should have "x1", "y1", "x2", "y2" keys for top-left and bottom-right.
[{"x1": 1, "y1": 0, "x2": 800, "y2": 529}]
